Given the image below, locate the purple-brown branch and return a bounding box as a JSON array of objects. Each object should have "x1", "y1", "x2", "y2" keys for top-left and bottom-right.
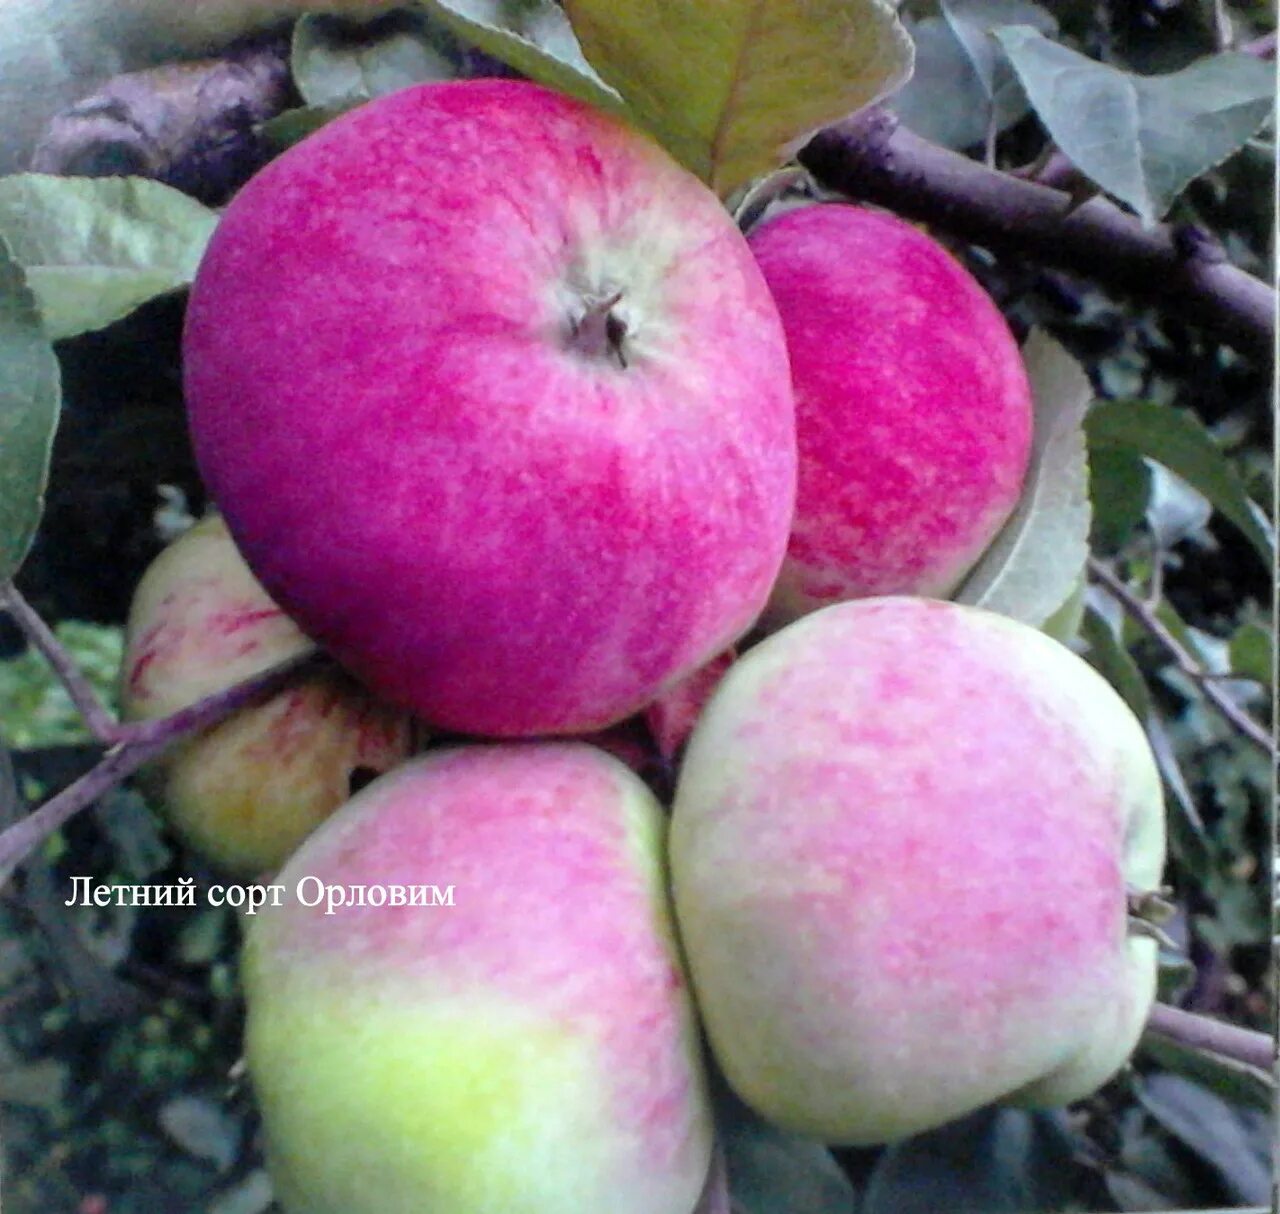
[
  {"x1": 0, "y1": 648, "x2": 320, "y2": 886},
  {"x1": 2, "y1": 584, "x2": 120, "y2": 743},
  {"x1": 1145, "y1": 1002, "x2": 1275, "y2": 1072},
  {"x1": 798, "y1": 111, "x2": 1274, "y2": 360}
]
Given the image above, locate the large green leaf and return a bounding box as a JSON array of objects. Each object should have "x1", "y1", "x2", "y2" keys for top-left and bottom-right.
[
  {"x1": 563, "y1": 0, "x2": 914, "y2": 196},
  {"x1": 955, "y1": 330, "x2": 1092, "y2": 627},
  {"x1": 1086, "y1": 399, "x2": 1273, "y2": 565},
  {"x1": 996, "y1": 27, "x2": 1275, "y2": 223},
  {"x1": 292, "y1": 11, "x2": 457, "y2": 109},
  {"x1": 0, "y1": 235, "x2": 60, "y2": 583},
  {"x1": 418, "y1": 0, "x2": 623, "y2": 115},
  {"x1": 0, "y1": 175, "x2": 219, "y2": 341}
]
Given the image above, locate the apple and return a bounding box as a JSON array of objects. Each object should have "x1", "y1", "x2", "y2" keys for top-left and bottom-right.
[
  {"x1": 643, "y1": 650, "x2": 735, "y2": 764},
  {"x1": 670, "y1": 597, "x2": 1166, "y2": 1145},
  {"x1": 242, "y1": 743, "x2": 713, "y2": 1214},
  {"x1": 747, "y1": 204, "x2": 1033, "y2": 626},
  {"x1": 120, "y1": 513, "x2": 412, "y2": 875},
  {"x1": 183, "y1": 78, "x2": 796, "y2": 738}
]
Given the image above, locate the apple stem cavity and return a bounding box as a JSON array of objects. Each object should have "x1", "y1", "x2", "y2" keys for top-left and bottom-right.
[{"x1": 567, "y1": 290, "x2": 629, "y2": 368}]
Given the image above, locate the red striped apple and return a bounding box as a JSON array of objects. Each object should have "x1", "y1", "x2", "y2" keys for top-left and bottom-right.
[
  {"x1": 748, "y1": 204, "x2": 1033, "y2": 625},
  {"x1": 671, "y1": 597, "x2": 1166, "y2": 1144},
  {"x1": 120, "y1": 514, "x2": 411, "y2": 874},
  {"x1": 242, "y1": 743, "x2": 713, "y2": 1214},
  {"x1": 184, "y1": 79, "x2": 796, "y2": 738}
]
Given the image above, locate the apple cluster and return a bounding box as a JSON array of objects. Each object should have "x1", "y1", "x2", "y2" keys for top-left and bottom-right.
[{"x1": 118, "y1": 78, "x2": 1166, "y2": 1213}]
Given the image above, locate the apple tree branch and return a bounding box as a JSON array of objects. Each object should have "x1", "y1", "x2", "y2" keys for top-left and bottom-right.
[
  {"x1": 798, "y1": 111, "x2": 1274, "y2": 361},
  {"x1": 0, "y1": 646, "x2": 321, "y2": 887},
  {"x1": 1087, "y1": 557, "x2": 1273, "y2": 757}
]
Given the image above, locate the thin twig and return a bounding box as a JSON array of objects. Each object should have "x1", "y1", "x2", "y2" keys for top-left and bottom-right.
[
  {"x1": 1, "y1": 583, "x2": 120, "y2": 743},
  {"x1": 0, "y1": 649, "x2": 321, "y2": 887},
  {"x1": 1087, "y1": 557, "x2": 1273, "y2": 755},
  {"x1": 1239, "y1": 30, "x2": 1277, "y2": 58},
  {"x1": 798, "y1": 111, "x2": 1274, "y2": 360},
  {"x1": 1144, "y1": 1002, "x2": 1275, "y2": 1072}
]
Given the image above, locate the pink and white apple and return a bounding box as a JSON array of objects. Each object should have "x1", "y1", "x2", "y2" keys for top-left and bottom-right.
[
  {"x1": 747, "y1": 204, "x2": 1032, "y2": 625},
  {"x1": 184, "y1": 79, "x2": 797, "y2": 738},
  {"x1": 242, "y1": 743, "x2": 713, "y2": 1214},
  {"x1": 671, "y1": 597, "x2": 1166, "y2": 1144},
  {"x1": 121, "y1": 514, "x2": 412, "y2": 875}
]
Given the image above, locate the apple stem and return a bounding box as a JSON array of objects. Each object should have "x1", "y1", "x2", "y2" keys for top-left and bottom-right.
[{"x1": 568, "y1": 291, "x2": 628, "y2": 367}]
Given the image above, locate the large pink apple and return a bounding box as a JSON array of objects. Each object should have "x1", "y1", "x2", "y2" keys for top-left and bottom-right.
[
  {"x1": 183, "y1": 79, "x2": 796, "y2": 738},
  {"x1": 671, "y1": 597, "x2": 1166, "y2": 1144},
  {"x1": 243, "y1": 743, "x2": 713, "y2": 1213},
  {"x1": 747, "y1": 204, "x2": 1032, "y2": 625}
]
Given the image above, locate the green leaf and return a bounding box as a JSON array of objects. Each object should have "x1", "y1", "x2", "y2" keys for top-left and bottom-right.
[
  {"x1": 995, "y1": 27, "x2": 1275, "y2": 223},
  {"x1": 955, "y1": 330, "x2": 1091, "y2": 627},
  {"x1": 292, "y1": 11, "x2": 457, "y2": 109},
  {"x1": 563, "y1": 0, "x2": 914, "y2": 196},
  {"x1": 0, "y1": 235, "x2": 60, "y2": 582},
  {"x1": 1082, "y1": 597, "x2": 1214, "y2": 875},
  {"x1": 0, "y1": 175, "x2": 219, "y2": 341},
  {"x1": 418, "y1": 0, "x2": 623, "y2": 115},
  {"x1": 261, "y1": 105, "x2": 348, "y2": 151},
  {"x1": 1040, "y1": 574, "x2": 1085, "y2": 643},
  {"x1": 1086, "y1": 399, "x2": 1273, "y2": 565},
  {"x1": 0, "y1": 621, "x2": 122, "y2": 747},
  {"x1": 1228, "y1": 621, "x2": 1272, "y2": 684},
  {"x1": 893, "y1": 0, "x2": 1055, "y2": 149},
  {"x1": 862, "y1": 1108, "x2": 1101, "y2": 1213},
  {"x1": 892, "y1": 0, "x2": 1054, "y2": 150},
  {"x1": 1088, "y1": 444, "x2": 1151, "y2": 552},
  {"x1": 717, "y1": 1090, "x2": 854, "y2": 1213},
  {"x1": 1081, "y1": 602, "x2": 1153, "y2": 721},
  {"x1": 159, "y1": 1095, "x2": 241, "y2": 1172},
  {"x1": 1139, "y1": 1034, "x2": 1274, "y2": 1114},
  {"x1": 1135, "y1": 1073, "x2": 1270, "y2": 1204}
]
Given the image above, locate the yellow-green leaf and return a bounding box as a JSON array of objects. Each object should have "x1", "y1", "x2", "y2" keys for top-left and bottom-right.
[{"x1": 563, "y1": 0, "x2": 913, "y2": 197}]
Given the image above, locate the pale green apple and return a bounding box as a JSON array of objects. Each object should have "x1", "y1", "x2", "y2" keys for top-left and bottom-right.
[{"x1": 671, "y1": 596, "x2": 1166, "y2": 1145}]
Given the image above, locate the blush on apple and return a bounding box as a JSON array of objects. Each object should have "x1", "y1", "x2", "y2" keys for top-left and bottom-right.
[
  {"x1": 243, "y1": 743, "x2": 713, "y2": 1214},
  {"x1": 120, "y1": 514, "x2": 412, "y2": 875},
  {"x1": 671, "y1": 597, "x2": 1166, "y2": 1144},
  {"x1": 747, "y1": 203, "x2": 1033, "y2": 625},
  {"x1": 184, "y1": 79, "x2": 796, "y2": 739}
]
